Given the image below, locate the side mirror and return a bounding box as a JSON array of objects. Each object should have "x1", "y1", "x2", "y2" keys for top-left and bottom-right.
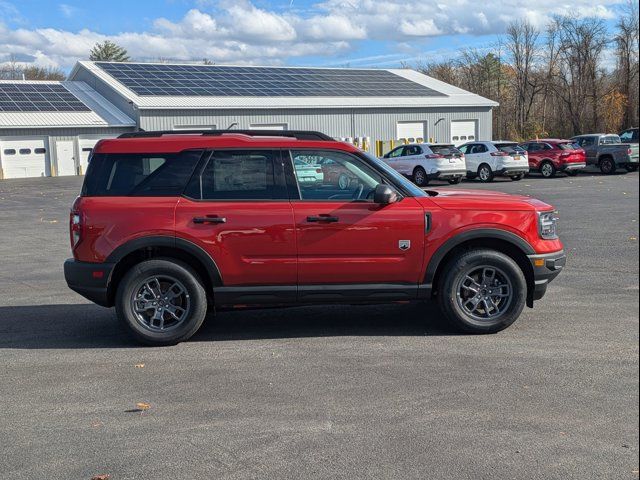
[
  {"x1": 382, "y1": 153, "x2": 389, "y2": 159},
  {"x1": 373, "y1": 184, "x2": 398, "y2": 204}
]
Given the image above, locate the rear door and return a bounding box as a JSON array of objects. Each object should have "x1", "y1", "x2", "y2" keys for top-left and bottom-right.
[
  {"x1": 287, "y1": 149, "x2": 425, "y2": 298},
  {"x1": 174, "y1": 149, "x2": 297, "y2": 302}
]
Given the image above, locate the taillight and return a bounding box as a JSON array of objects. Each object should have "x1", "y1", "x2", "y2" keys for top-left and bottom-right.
[
  {"x1": 629, "y1": 148, "x2": 632, "y2": 155},
  {"x1": 70, "y1": 211, "x2": 82, "y2": 248},
  {"x1": 490, "y1": 151, "x2": 508, "y2": 156},
  {"x1": 560, "y1": 152, "x2": 570, "y2": 158},
  {"x1": 316, "y1": 168, "x2": 322, "y2": 174}
]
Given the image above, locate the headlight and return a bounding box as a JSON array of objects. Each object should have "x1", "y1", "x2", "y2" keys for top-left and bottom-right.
[{"x1": 537, "y1": 211, "x2": 558, "y2": 240}]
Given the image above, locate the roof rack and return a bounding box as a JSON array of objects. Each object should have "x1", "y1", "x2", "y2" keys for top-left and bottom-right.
[{"x1": 117, "y1": 130, "x2": 334, "y2": 141}]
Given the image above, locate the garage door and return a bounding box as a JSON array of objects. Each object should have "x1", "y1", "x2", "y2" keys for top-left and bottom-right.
[
  {"x1": 397, "y1": 122, "x2": 425, "y2": 143},
  {"x1": 451, "y1": 120, "x2": 477, "y2": 146},
  {"x1": 249, "y1": 123, "x2": 287, "y2": 130},
  {"x1": 78, "y1": 137, "x2": 114, "y2": 175},
  {"x1": 0, "y1": 138, "x2": 48, "y2": 179}
]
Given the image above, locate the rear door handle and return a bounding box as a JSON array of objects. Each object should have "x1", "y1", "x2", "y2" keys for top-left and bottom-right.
[
  {"x1": 193, "y1": 216, "x2": 226, "y2": 224},
  {"x1": 307, "y1": 215, "x2": 339, "y2": 223}
]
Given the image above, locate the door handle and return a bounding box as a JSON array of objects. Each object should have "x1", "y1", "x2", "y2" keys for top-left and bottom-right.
[
  {"x1": 307, "y1": 215, "x2": 339, "y2": 223},
  {"x1": 193, "y1": 216, "x2": 226, "y2": 224}
]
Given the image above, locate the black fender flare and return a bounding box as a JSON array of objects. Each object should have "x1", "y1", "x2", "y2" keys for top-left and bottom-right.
[
  {"x1": 106, "y1": 235, "x2": 223, "y2": 287},
  {"x1": 423, "y1": 228, "x2": 535, "y2": 287}
]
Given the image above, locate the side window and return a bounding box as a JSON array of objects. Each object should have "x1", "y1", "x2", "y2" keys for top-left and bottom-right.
[
  {"x1": 458, "y1": 145, "x2": 469, "y2": 154},
  {"x1": 528, "y1": 143, "x2": 541, "y2": 152},
  {"x1": 519, "y1": 143, "x2": 529, "y2": 151},
  {"x1": 543, "y1": 143, "x2": 553, "y2": 150},
  {"x1": 291, "y1": 150, "x2": 384, "y2": 201},
  {"x1": 83, "y1": 150, "x2": 202, "y2": 196},
  {"x1": 405, "y1": 146, "x2": 421, "y2": 156},
  {"x1": 387, "y1": 147, "x2": 405, "y2": 159},
  {"x1": 620, "y1": 131, "x2": 632, "y2": 142},
  {"x1": 186, "y1": 150, "x2": 286, "y2": 200}
]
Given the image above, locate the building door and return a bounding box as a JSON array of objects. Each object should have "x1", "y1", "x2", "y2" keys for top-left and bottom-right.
[
  {"x1": 451, "y1": 120, "x2": 477, "y2": 146},
  {"x1": 0, "y1": 137, "x2": 48, "y2": 179},
  {"x1": 397, "y1": 122, "x2": 425, "y2": 143},
  {"x1": 55, "y1": 140, "x2": 76, "y2": 176}
]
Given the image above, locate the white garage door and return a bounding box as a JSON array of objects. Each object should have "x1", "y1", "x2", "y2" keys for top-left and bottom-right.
[
  {"x1": 78, "y1": 136, "x2": 113, "y2": 175},
  {"x1": 451, "y1": 120, "x2": 477, "y2": 146},
  {"x1": 397, "y1": 122, "x2": 425, "y2": 143},
  {"x1": 249, "y1": 123, "x2": 287, "y2": 130},
  {"x1": 0, "y1": 138, "x2": 48, "y2": 179}
]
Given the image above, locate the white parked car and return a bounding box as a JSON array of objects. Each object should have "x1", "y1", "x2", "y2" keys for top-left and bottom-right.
[
  {"x1": 381, "y1": 143, "x2": 467, "y2": 187},
  {"x1": 293, "y1": 157, "x2": 324, "y2": 185},
  {"x1": 458, "y1": 141, "x2": 529, "y2": 182}
]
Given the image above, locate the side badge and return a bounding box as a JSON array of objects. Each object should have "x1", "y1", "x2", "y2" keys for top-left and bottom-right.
[{"x1": 399, "y1": 240, "x2": 411, "y2": 251}]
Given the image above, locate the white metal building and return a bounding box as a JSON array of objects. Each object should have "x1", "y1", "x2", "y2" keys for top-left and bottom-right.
[
  {"x1": 0, "y1": 80, "x2": 135, "y2": 179},
  {"x1": 0, "y1": 62, "x2": 496, "y2": 179},
  {"x1": 70, "y1": 61, "x2": 496, "y2": 149}
]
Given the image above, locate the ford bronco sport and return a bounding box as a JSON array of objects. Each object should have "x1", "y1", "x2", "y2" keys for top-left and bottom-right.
[{"x1": 64, "y1": 130, "x2": 566, "y2": 345}]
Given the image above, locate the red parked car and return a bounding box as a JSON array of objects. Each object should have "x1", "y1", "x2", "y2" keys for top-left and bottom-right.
[
  {"x1": 64, "y1": 130, "x2": 565, "y2": 345},
  {"x1": 519, "y1": 139, "x2": 587, "y2": 177}
]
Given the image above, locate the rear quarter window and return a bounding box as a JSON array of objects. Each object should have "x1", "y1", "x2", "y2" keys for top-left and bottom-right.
[{"x1": 82, "y1": 150, "x2": 203, "y2": 196}]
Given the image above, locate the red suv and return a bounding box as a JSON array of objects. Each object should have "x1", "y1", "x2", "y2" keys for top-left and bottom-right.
[
  {"x1": 64, "y1": 130, "x2": 566, "y2": 345},
  {"x1": 519, "y1": 139, "x2": 586, "y2": 177}
]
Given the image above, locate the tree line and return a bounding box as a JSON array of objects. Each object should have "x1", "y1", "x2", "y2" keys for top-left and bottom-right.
[{"x1": 410, "y1": 6, "x2": 639, "y2": 140}]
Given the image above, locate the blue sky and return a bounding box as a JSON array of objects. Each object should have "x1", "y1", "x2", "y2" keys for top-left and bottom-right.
[{"x1": 0, "y1": 0, "x2": 628, "y2": 71}]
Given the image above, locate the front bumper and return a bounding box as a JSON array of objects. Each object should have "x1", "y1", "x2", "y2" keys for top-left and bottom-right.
[
  {"x1": 560, "y1": 162, "x2": 586, "y2": 171},
  {"x1": 64, "y1": 258, "x2": 115, "y2": 307},
  {"x1": 527, "y1": 250, "x2": 566, "y2": 302},
  {"x1": 428, "y1": 169, "x2": 467, "y2": 179}
]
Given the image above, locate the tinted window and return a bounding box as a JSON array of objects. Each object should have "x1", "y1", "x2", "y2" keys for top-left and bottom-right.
[
  {"x1": 495, "y1": 143, "x2": 520, "y2": 154},
  {"x1": 576, "y1": 137, "x2": 595, "y2": 147},
  {"x1": 557, "y1": 143, "x2": 576, "y2": 151},
  {"x1": 405, "y1": 145, "x2": 422, "y2": 156},
  {"x1": 431, "y1": 145, "x2": 462, "y2": 157},
  {"x1": 386, "y1": 147, "x2": 404, "y2": 158},
  {"x1": 83, "y1": 150, "x2": 202, "y2": 196},
  {"x1": 458, "y1": 145, "x2": 469, "y2": 154},
  {"x1": 186, "y1": 150, "x2": 285, "y2": 200},
  {"x1": 291, "y1": 150, "x2": 384, "y2": 201}
]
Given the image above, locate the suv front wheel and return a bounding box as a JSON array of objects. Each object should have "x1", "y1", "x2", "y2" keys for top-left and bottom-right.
[
  {"x1": 437, "y1": 249, "x2": 527, "y2": 334},
  {"x1": 116, "y1": 259, "x2": 208, "y2": 345}
]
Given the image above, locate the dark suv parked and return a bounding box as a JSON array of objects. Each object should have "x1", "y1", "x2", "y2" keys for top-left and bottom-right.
[{"x1": 65, "y1": 130, "x2": 565, "y2": 345}]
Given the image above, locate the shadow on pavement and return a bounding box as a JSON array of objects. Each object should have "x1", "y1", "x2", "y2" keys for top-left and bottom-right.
[{"x1": 0, "y1": 302, "x2": 457, "y2": 349}]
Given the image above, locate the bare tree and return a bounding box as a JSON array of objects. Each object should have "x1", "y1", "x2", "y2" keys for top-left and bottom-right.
[{"x1": 615, "y1": 0, "x2": 640, "y2": 128}]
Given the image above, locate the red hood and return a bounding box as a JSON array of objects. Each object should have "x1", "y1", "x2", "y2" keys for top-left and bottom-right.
[{"x1": 420, "y1": 188, "x2": 553, "y2": 211}]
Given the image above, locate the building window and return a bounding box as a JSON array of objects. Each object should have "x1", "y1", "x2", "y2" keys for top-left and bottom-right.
[
  {"x1": 3, "y1": 149, "x2": 16, "y2": 155},
  {"x1": 19, "y1": 148, "x2": 32, "y2": 155},
  {"x1": 34, "y1": 148, "x2": 47, "y2": 154}
]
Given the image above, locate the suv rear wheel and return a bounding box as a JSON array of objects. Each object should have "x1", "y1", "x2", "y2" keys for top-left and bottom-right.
[
  {"x1": 540, "y1": 161, "x2": 556, "y2": 178},
  {"x1": 412, "y1": 167, "x2": 428, "y2": 187},
  {"x1": 116, "y1": 259, "x2": 208, "y2": 345},
  {"x1": 477, "y1": 164, "x2": 494, "y2": 182},
  {"x1": 437, "y1": 249, "x2": 527, "y2": 334}
]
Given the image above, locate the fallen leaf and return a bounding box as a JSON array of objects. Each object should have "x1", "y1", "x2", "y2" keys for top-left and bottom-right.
[
  {"x1": 91, "y1": 475, "x2": 110, "y2": 480},
  {"x1": 630, "y1": 237, "x2": 637, "y2": 241},
  {"x1": 136, "y1": 402, "x2": 151, "y2": 411},
  {"x1": 134, "y1": 363, "x2": 145, "y2": 368}
]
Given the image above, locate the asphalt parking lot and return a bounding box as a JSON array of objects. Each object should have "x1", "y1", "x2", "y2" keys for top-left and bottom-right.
[{"x1": 0, "y1": 171, "x2": 638, "y2": 480}]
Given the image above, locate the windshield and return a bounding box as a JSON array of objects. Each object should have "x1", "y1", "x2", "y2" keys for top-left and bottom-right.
[{"x1": 362, "y1": 152, "x2": 427, "y2": 197}]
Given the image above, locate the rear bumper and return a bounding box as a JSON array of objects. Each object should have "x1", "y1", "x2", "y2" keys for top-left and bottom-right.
[
  {"x1": 64, "y1": 258, "x2": 115, "y2": 307},
  {"x1": 560, "y1": 162, "x2": 586, "y2": 171},
  {"x1": 527, "y1": 250, "x2": 566, "y2": 302},
  {"x1": 496, "y1": 166, "x2": 529, "y2": 176},
  {"x1": 428, "y1": 169, "x2": 467, "y2": 179}
]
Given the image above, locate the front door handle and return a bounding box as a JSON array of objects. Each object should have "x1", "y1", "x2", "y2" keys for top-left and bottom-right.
[
  {"x1": 193, "y1": 216, "x2": 226, "y2": 224},
  {"x1": 307, "y1": 215, "x2": 339, "y2": 223}
]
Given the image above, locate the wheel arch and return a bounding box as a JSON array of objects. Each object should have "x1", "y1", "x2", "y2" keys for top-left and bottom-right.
[
  {"x1": 105, "y1": 236, "x2": 223, "y2": 306},
  {"x1": 425, "y1": 229, "x2": 536, "y2": 307}
]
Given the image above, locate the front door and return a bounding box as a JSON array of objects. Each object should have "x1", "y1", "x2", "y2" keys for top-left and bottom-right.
[
  {"x1": 175, "y1": 149, "x2": 297, "y2": 303},
  {"x1": 288, "y1": 149, "x2": 426, "y2": 298}
]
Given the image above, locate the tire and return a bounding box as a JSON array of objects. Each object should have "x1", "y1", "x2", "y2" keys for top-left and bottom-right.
[
  {"x1": 115, "y1": 259, "x2": 208, "y2": 346},
  {"x1": 624, "y1": 165, "x2": 638, "y2": 172},
  {"x1": 565, "y1": 170, "x2": 578, "y2": 177},
  {"x1": 540, "y1": 161, "x2": 556, "y2": 178},
  {"x1": 511, "y1": 174, "x2": 524, "y2": 181},
  {"x1": 412, "y1": 167, "x2": 429, "y2": 187},
  {"x1": 448, "y1": 177, "x2": 463, "y2": 185},
  {"x1": 437, "y1": 249, "x2": 527, "y2": 334},
  {"x1": 599, "y1": 157, "x2": 616, "y2": 175},
  {"x1": 477, "y1": 164, "x2": 494, "y2": 183}
]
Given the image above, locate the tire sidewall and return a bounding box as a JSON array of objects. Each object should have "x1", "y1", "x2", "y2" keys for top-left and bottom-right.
[
  {"x1": 600, "y1": 158, "x2": 615, "y2": 174},
  {"x1": 477, "y1": 164, "x2": 493, "y2": 182},
  {"x1": 413, "y1": 167, "x2": 428, "y2": 186},
  {"x1": 540, "y1": 161, "x2": 555, "y2": 177},
  {"x1": 116, "y1": 259, "x2": 208, "y2": 345},
  {"x1": 439, "y1": 250, "x2": 527, "y2": 333}
]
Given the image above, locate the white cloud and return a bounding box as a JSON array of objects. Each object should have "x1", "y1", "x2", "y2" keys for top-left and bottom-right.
[
  {"x1": 58, "y1": 4, "x2": 78, "y2": 18},
  {"x1": 0, "y1": 0, "x2": 628, "y2": 70}
]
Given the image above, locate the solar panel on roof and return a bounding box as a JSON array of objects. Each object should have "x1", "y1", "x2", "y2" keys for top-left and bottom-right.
[
  {"x1": 96, "y1": 62, "x2": 445, "y2": 98},
  {"x1": 0, "y1": 83, "x2": 91, "y2": 112}
]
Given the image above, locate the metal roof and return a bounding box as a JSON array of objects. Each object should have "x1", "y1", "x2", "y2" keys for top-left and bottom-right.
[
  {"x1": 0, "y1": 79, "x2": 135, "y2": 129},
  {"x1": 70, "y1": 61, "x2": 498, "y2": 110}
]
